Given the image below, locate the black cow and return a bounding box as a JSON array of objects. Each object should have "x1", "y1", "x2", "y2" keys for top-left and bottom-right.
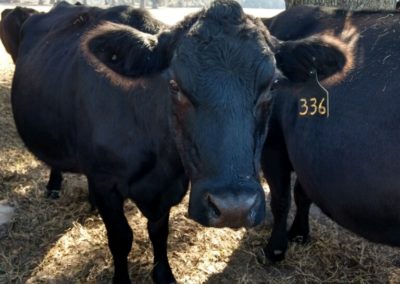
[
  {"x1": 0, "y1": 5, "x2": 65, "y2": 200},
  {"x1": 11, "y1": 1, "x2": 346, "y2": 283},
  {"x1": 261, "y1": 5, "x2": 400, "y2": 262},
  {"x1": 0, "y1": 3, "x2": 166, "y2": 203},
  {"x1": 0, "y1": 7, "x2": 68, "y2": 202}
]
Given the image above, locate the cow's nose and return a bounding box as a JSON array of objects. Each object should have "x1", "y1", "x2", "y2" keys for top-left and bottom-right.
[{"x1": 205, "y1": 191, "x2": 262, "y2": 228}]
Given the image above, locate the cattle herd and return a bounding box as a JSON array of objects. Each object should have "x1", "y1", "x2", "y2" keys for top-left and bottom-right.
[{"x1": 1, "y1": 1, "x2": 400, "y2": 283}]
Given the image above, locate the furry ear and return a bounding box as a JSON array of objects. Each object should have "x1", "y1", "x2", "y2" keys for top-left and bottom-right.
[
  {"x1": 0, "y1": 7, "x2": 38, "y2": 62},
  {"x1": 275, "y1": 35, "x2": 348, "y2": 83},
  {"x1": 82, "y1": 22, "x2": 171, "y2": 78}
]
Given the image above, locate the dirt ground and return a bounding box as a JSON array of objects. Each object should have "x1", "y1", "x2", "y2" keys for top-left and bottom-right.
[{"x1": 1, "y1": 5, "x2": 400, "y2": 284}]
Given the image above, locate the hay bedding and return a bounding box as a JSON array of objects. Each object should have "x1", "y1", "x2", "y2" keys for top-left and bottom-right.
[{"x1": 0, "y1": 33, "x2": 400, "y2": 284}]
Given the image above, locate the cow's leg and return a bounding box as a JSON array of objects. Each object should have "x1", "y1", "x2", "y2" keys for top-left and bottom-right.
[
  {"x1": 262, "y1": 143, "x2": 292, "y2": 262},
  {"x1": 90, "y1": 178, "x2": 132, "y2": 284},
  {"x1": 86, "y1": 176, "x2": 97, "y2": 211},
  {"x1": 148, "y1": 211, "x2": 175, "y2": 284},
  {"x1": 288, "y1": 180, "x2": 312, "y2": 244},
  {"x1": 46, "y1": 168, "x2": 63, "y2": 199}
]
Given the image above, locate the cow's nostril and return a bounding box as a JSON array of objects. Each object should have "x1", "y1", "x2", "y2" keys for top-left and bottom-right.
[{"x1": 207, "y1": 195, "x2": 221, "y2": 218}]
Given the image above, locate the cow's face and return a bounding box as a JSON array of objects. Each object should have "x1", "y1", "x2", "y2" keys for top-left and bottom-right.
[
  {"x1": 167, "y1": 4, "x2": 273, "y2": 227},
  {"x1": 83, "y1": 0, "x2": 348, "y2": 228}
]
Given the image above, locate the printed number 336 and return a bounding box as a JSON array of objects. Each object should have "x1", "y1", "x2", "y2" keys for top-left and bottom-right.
[{"x1": 299, "y1": 97, "x2": 327, "y2": 116}]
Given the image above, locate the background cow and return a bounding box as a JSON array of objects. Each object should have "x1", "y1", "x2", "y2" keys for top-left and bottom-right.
[
  {"x1": 0, "y1": 3, "x2": 166, "y2": 203},
  {"x1": 261, "y1": 5, "x2": 400, "y2": 262},
  {"x1": 9, "y1": 1, "x2": 346, "y2": 283}
]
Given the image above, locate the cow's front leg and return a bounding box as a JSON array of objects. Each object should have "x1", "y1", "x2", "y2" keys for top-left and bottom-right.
[
  {"x1": 288, "y1": 180, "x2": 312, "y2": 244},
  {"x1": 91, "y1": 178, "x2": 132, "y2": 284},
  {"x1": 262, "y1": 144, "x2": 292, "y2": 262},
  {"x1": 46, "y1": 168, "x2": 63, "y2": 199},
  {"x1": 148, "y1": 211, "x2": 176, "y2": 284}
]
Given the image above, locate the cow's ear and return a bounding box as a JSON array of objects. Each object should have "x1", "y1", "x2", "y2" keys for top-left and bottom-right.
[
  {"x1": 0, "y1": 7, "x2": 37, "y2": 62},
  {"x1": 82, "y1": 22, "x2": 170, "y2": 78},
  {"x1": 274, "y1": 35, "x2": 348, "y2": 83}
]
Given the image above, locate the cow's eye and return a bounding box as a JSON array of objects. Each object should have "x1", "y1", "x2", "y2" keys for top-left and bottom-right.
[
  {"x1": 169, "y1": 80, "x2": 192, "y2": 106},
  {"x1": 169, "y1": 80, "x2": 180, "y2": 94},
  {"x1": 270, "y1": 79, "x2": 279, "y2": 91}
]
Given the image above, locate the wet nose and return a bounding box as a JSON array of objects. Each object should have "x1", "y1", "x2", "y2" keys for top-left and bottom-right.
[{"x1": 205, "y1": 191, "x2": 264, "y2": 228}]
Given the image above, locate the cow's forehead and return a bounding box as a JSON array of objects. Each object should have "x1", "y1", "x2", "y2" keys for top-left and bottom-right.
[
  {"x1": 170, "y1": 28, "x2": 275, "y2": 104},
  {"x1": 182, "y1": 8, "x2": 273, "y2": 58},
  {"x1": 189, "y1": 11, "x2": 268, "y2": 41},
  {"x1": 172, "y1": 16, "x2": 274, "y2": 83},
  {"x1": 175, "y1": 32, "x2": 272, "y2": 71}
]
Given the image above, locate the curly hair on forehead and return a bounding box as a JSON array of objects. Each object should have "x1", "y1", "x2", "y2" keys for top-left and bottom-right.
[{"x1": 202, "y1": 0, "x2": 245, "y2": 24}]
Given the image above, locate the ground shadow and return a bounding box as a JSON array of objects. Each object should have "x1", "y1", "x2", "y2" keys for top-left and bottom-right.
[{"x1": 204, "y1": 203, "x2": 400, "y2": 283}]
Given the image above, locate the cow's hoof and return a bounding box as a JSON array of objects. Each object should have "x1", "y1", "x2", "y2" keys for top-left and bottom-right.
[
  {"x1": 288, "y1": 233, "x2": 309, "y2": 244},
  {"x1": 112, "y1": 277, "x2": 130, "y2": 284},
  {"x1": 152, "y1": 265, "x2": 176, "y2": 284},
  {"x1": 288, "y1": 227, "x2": 309, "y2": 244},
  {"x1": 46, "y1": 190, "x2": 60, "y2": 199},
  {"x1": 263, "y1": 246, "x2": 286, "y2": 262}
]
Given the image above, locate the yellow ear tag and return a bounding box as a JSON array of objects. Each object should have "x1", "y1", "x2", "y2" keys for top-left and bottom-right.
[{"x1": 298, "y1": 70, "x2": 330, "y2": 118}]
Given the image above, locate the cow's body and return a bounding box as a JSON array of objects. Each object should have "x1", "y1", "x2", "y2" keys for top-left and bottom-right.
[
  {"x1": 9, "y1": 1, "x2": 347, "y2": 282},
  {"x1": 262, "y1": 6, "x2": 400, "y2": 261},
  {"x1": 14, "y1": 4, "x2": 166, "y2": 173},
  {"x1": 1, "y1": 4, "x2": 164, "y2": 201}
]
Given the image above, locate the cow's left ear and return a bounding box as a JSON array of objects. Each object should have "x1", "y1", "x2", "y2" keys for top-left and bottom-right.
[
  {"x1": 82, "y1": 22, "x2": 171, "y2": 79},
  {"x1": 274, "y1": 35, "x2": 348, "y2": 83}
]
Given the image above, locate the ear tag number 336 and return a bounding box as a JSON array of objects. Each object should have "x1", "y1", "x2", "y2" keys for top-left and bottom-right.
[{"x1": 298, "y1": 70, "x2": 330, "y2": 117}]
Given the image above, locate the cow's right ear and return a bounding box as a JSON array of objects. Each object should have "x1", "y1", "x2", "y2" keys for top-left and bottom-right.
[
  {"x1": 82, "y1": 22, "x2": 171, "y2": 79},
  {"x1": 274, "y1": 35, "x2": 350, "y2": 83}
]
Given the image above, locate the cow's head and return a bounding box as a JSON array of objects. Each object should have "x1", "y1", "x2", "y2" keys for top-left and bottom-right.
[
  {"x1": 82, "y1": 0, "x2": 347, "y2": 228},
  {"x1": 0, "y1": 6, "x2": 38, "y2": 62}
]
